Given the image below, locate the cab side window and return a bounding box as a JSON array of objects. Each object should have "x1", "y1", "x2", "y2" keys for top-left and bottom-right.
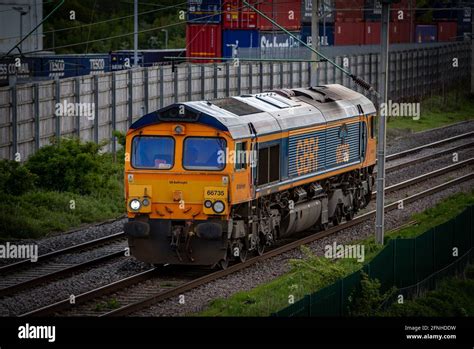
[{"x1": 235, "y1": 142, "x2": 247, "y2": 170}]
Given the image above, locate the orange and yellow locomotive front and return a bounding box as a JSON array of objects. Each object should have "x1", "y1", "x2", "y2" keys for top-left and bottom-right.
[{"x1": 124, "y1": 120, "x2": 251, "y2": 266}]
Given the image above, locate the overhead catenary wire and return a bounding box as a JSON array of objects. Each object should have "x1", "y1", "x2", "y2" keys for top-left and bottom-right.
[
  {"x1": 0, "y1": 1, "x2": 188, "y2": 43},
  {"x1": 242, "y1": 0, "x2": 379, "y2": 96}
]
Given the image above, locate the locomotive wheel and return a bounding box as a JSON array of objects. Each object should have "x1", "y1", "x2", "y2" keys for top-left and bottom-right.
[
  {"x1": 239, "y1": 247, "x2": 248, "y2": 263},
  {"x1": 219, "y1": 258, "x2": 229, "y2": 270},
  {"x1": 345, "y1": 209, "x2": 354, "y2": 221},
  {"x1": 332, "y1": 206, "x2": 342, "y2": 226},
  {"x1": 320, "y1": 222, "x2": 329, "y2": 231},
  {"x1": 257, "y1": 235, "x2": 265, "y2": 256}
]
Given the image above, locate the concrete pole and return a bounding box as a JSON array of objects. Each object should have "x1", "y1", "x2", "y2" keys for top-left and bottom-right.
[
  {"x1": 471, "y1": 19, "x2": 474, "y2": 94},
  {"x1": 311, "y1": 0, "x2": 319, "y2": 86},
  {"x1": 134, "y1": 0, "x2": 138, "y2": 67},
  {"x1": 375, "y1": 2, "x2": 390, "y2": 245}
]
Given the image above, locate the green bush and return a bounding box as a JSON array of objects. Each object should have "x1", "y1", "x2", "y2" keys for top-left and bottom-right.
[
  {"x1": 0, "y1": 160, "x2": 37, "y2": 195},
  {"x1": 0, "y1": 137, "x2": 125, "y2": 239},
  {"x1": 26, "y1": 138, "x2": 122, "y2": 195},
  {"x1": 347, "y1": 272, "x2": 396, "y2": 316}
]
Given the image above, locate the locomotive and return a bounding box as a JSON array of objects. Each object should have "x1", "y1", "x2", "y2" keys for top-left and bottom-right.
[{"x1": 124, "y1": 84, "x2": 377, "y2": 268}]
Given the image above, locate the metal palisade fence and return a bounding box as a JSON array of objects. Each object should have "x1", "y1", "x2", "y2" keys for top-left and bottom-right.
[
  {"x1": 274, "y1": 205, "x2": 474, "y2": 317},
  {"x1": 0, "y1": 42, "x2": 470, "y2": 161}
]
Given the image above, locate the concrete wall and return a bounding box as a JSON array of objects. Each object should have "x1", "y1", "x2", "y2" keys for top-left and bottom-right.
[
  {"x1": 0, "y1": 41, "x2": 470, "y2": 161},
  {"x1": 0, "y1": 0, "x2": 43, "y2": 54}
]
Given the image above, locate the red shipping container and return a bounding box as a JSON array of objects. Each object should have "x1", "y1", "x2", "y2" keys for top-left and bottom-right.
[
  {"x1": 241, "y1": 0, "x2": 258, "y2": 29},
  {"x1": 390, "y1": 22, "x2": 412, "y2": 43},
  {"x1": 437, "y1": 22, "x2": 457, "y2": 41},
  {"x1": 335, "y1": 0, "x2": 364, "y2": 22},
  {"x1": 391, "y1": 0, "x2": 415, "y2": 22},
  {"x1": 335, "y1": 22, "x2": 364, "y2": 45},
  {"x1": 364, "y1": 22, "x2": 381, "y2": 45},
  {"x1": 186, "y1": 24, "x2": 222, "y2": 63},
  {"x1": 257, "y1": 0, "x2": 301, "y2": 31},
  {"x1": 223, "y1": 0, "x2": 240, "y2": 29}
]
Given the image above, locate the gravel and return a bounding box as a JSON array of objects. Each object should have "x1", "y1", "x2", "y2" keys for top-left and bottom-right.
[
  {"x1": 386, "y1": 120, "x2": 474, "y2": 155},
  {"x1": 0, "y1": 257, "x2": 150, "y2": 316},
  {"x1": 1, "y1": 122, "x2": 472, "y2": 316},
  {"x1": 0, "y1": 218, "x2": 127, "y2": 267}
]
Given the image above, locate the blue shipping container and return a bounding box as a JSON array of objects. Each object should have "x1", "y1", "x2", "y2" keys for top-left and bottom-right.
[
  {"x1": 223, "y1": 30, "x2": 259, "y2": 58},
  {"x1": 34, "y1": 56, "x2": 80, "y2": 79},
  {"x1": 301, "y1": 24, "x2": 334, "y2": 46},
  {"x1": 187, "y1": 0, "x2": 221, "y2": 24},
  {"x1": 33, "y1": 55, "x2": 110, "y2": 79},
  {"x1": 110, "y1": 52, "x2": 144, "y2": 71},
  {"x1": 0, "y1": 57, "x2": 34, "y2": 86},
  {"x1": 259, "y1": 31, "x2": 303, "y2": 49},
  {"x1": 76, "y1": 55, "x2": 110, "y2": 76},
  {"x1": 415, "y1": 25, "x2": 437, "y2": 43},
  {"x1": 364, "y1": 0, "x2": 382, "y2": 21},
  {"x1": 139, "y1": 49, "x2": 186, "y2": 66}
]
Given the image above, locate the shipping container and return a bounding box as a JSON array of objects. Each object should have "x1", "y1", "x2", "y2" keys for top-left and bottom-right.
[
  {"x1": 76, "y1": 55, "x2": 110, "y2": 76},
  {"x1": 335, "y1": 0, "x2": 364, "y2": 22},
  {"x1": 364, "y1": 0, "x2": 382, "y2": 21},
  {"x1": 186, "y1": 24, "x2": 222, "y2": 62},
  {"x1": 390, "y1": 0, "x2": 414, "y2": 22},
  {"x1": 301, "y1": 24, "x2": 335, "y2": 46},
  {"x1": 258, "y1": 0, "x2": 301, "y2": 31},
  {"x1": 364, "y1": 21, "x2": 380, "y2": 44},
  {"x1": 33, "y1": 55, "x2": 111, "y2": 79},
  {"x1": 223, "y1": 29, "x2": 259, "y2": 57},
  {"x1": 110, "y1": 52, "x2": 144, "y2": 71},
  {"x1": 415, "y1": 24, "x2": 437, "y2": 43},
  {"x1": 365, "y1": 0, "x2": 415, "y2": 22},
  {"x1": 187, "y1": 0, "x2": 221, "y2": 24},
  {"x1": 241, "y1": 0, "x2": 258, "y2": 29},
  {"x1": 437, "y1": 22, "x2": 457, "y2": 42},
  {"x1": 301, "y1": 0, "x2": 334, "y2": 24},
  {"x1": 259, "y1": 31, "x2": 303, "y2": 48},
  {"x1": 432, "y1": 2, "x2": 456, "y2": 21},
  {"x1": 223, "y1": 0, "x2": 240, "y2": 29},
  {"x1": 112, "y1": 49, "x2": 185, "y2": 68},
  {"x1": 458, "y1": 21, "x2": 472, "y2": 41},
  {"x1": 334, "y1": 22, "x2": 364, "y2": 45},
  {"x1": 390, "y1": 22, "x2": 412, "y2": 43}
]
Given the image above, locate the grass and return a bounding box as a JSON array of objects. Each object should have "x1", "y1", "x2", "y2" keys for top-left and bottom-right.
[
  {"x1": 387, "y1": 91, "x2": 474, "y2": 133},
  {"x1": 94, "y1": 298, "x2": 121, "y2": 312},
  {"x1": 0, "y1": 190, "x2": 124, "y2": 240},
  {"x1": 197, "y1": 190, "x2": 474, "y2": 317},
  {"x1": 0, "y1": 138, "x2": 125, "y2": 240}
]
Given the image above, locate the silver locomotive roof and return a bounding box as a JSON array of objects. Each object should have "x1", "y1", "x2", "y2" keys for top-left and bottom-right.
[{"x1": 130, "y1": 84, "x2": 376, "y2": 140}]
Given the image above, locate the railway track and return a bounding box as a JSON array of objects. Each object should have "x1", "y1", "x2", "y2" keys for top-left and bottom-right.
[
  {"x1": 3, "y1": 130, "x2": 471, "y2": 275},
  {"x1": 20, "y1": 157, "x2": 473, "y2": 317},
  {"x1": 0, "y1": 234, "x2": 129, "y2": 298}
]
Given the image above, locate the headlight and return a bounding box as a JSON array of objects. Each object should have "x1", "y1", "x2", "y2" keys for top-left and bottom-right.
[
  {"x1": 204, "y1": 200, "x2": 212, "y2": 208},
  {"x1": 142, "y1": 198, "x2": 150, "y2": 206},
  {"x1": 129, "y1": 199, "x2": 141, "y2": 211},
  {"x1": 212, "y1": 200, "x2": 225, "y2": 214}
]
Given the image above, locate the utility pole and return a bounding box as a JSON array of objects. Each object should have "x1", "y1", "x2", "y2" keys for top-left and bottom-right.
[
  {"x1": 375, "y1": 1, "x2": 390, "y2": 245},
  {"x1": 161, "y1": 29, "x2": 169, "y2": 49},
  {"x1": 311, "y1": 0, "x2": 319, "y2": 86},
  {"x1": 471, "y1": 17, "x2": 474, "y2": 94},
  {"x1": 134, "y1": 0, "x2": 138, "y2": 67}
]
